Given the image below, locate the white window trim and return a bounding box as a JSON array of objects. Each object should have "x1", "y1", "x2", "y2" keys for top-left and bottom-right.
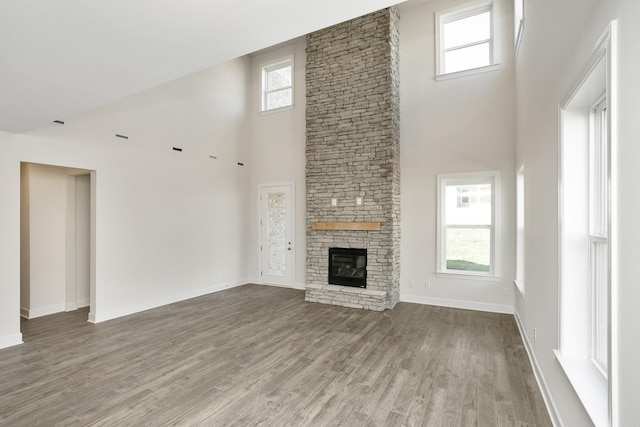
[
  {"x1": 514, "y1": 162, "x2": 525, "y2": 295},
  {"x1": 435, "y1": 64, "x2": 500, "y2": 82},
  {"x1": 434, "y1": 0, "x2": 499, "y2": 80},
  {"x1": 260, "y1": 55, "x2": 294, "y2": 113},
  {"x1": 436, "y1": 170, "x2": 501, "y2": 280},
  {"x1": 514, "y1": 0, "x2": 525, "y2": 59},
  {"x1": 557, "y1": 21, "x2": 616, "y2": 427}
]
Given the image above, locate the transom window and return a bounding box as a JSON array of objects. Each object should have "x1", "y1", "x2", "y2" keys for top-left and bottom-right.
[
  {"x1": 437, "y1": 171, "x2": 500, "y2": 278},
  {"x1": 261, "y1": 57, "x2": 293, "y2": 112},
  {"x1": 435, "y1": 1, "x2": 496, "y2": 77}
]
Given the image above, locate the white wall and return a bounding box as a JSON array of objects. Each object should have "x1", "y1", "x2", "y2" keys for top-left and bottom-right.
[
  {"x1": 22, "y1": 163, "x2": 71, "y2": 318},
  {"x1": 398, "y1": 0, "x2": 516, "y2": 313},
  {"x1": 19, "y1": 163, "x2": 30, "y2": 318},
  {"x1": 0, "y1": 131, "x2": 23, "y2": 348},
  {"x1": 247, "y1": 39, "x2": 307, "y2": 289},
  {"x1": 615, "y1": 1, "x2": 640, "y2": 423},
  {"x1": 0, "y1": 58, "x2": 252, "y2": 346},
  {"x1": 74, "y1": 173, "x2": 91, "y2": 308},
  {"x1": 515, "y1": 0, "x2": 640, "y2": 424}
]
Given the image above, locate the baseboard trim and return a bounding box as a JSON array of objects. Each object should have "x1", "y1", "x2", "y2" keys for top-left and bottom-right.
[
  {"x1": 90, "y1": 279, "x2": 247, "y2": 323},
  {"x1": 514, "y1": 311, "x2": 562, "y2": 427},
  {"x1": 400, "y1": 294, "x2": 514, "y2": 314},
  {"x1": 66, "y1": 298, "x2": 89, "y2": 312},
  {"x1": 0, "y1": 333, "x2": 23, "y2": 350},
  {"x1": 24, "y1": 303, "x2": 67, "y2": 319},
  {"x1": 256, "y1": 282, "x2": 305, "y2": 290}
]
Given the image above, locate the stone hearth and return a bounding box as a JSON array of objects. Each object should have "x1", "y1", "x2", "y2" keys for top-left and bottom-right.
[{"x1": 304, "y1": 7, "x2": 400, "y2": 311}]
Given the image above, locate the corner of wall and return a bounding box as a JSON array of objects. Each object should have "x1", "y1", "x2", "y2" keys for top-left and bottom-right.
[{"x1": 514, "y1": 310, "x2": 563, "y2": 427}]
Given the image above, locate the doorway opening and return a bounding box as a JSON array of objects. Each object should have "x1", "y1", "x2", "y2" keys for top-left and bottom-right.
[{"x1": 20, "y1": 162, "x2": 96, "y2": 330}]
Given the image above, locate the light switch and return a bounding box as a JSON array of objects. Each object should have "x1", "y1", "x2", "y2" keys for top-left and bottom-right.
[{"x1": 355, "y1": 196, "x2": 363, "y2": 206}]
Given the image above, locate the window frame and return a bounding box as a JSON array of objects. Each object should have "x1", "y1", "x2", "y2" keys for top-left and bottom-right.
[
  {"x1": 260, "y1": 56, "x2": 294, "y2": 113},
  {"x1": 515, "y1": 162, "x2": 525, "y2": 295},
  {"x1": 556, "y1": 22, "x2": 616, "y2": 427},
  {"x1": 589, "y1": 95, "x2": 608, "y2": 377},
  {"x1": 436, "y1": 170, "x2": 501, "y2": 281},
  {"x1": 434, "y1": 0, "x2": 499, "y2": 80}
]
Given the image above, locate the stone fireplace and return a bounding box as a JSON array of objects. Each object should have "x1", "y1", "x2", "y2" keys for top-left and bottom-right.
[{"x1": 304, "y1": 8, "x2": 400, "y2": 311}]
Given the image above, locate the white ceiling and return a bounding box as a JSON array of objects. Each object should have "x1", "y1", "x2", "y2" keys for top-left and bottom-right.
[{"x1": 0, "y1": 0, "x2": 403, "y2": 133}]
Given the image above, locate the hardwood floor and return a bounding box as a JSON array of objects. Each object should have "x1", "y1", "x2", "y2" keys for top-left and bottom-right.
[{"x1": 0, "y1": 285, "x2": 551, "y2": 426}]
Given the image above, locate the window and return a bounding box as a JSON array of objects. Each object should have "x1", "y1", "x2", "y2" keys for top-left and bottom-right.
[
  {"x1": 437, "y1": 171, "x2": 500, "y2": 278},
  {"x1": 435, "y1": 1, "x2": 496, "y2": 78},
  {"x1": 589, "y1": 96, "x2": 608, "y2": 375},
  {"x1": 261, "y1": 57, "x2": 293, "y2": 112},
  {"x1": 557, "y1": 24, "x2": 614, "y2": 426},
  {"x1": 515, "y1": 163, "x2": 525, "y2": 294}
]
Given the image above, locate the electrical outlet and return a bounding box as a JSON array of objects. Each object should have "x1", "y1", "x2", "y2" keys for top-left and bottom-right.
[
  {"x1": 409, "y1": 280, "x2": 415, "y2": 288},
  {"x1": 425, "y1": 281, "x2": 431, "y2": 289},
  {"x1": 503, "y1": 287, "x2": 512, "y2": 296},
  {"x1": 533, "y1": 328, "x2": 537, "y2": 341}
]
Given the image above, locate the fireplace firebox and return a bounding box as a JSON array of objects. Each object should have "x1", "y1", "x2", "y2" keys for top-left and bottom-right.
[{"x1": 328, "y1": 248, "x2": 367, "y2": 288}]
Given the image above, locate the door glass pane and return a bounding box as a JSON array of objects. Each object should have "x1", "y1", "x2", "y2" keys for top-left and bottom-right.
[
  {"x1": 446, "y1": 227, "x2": 491, "y2": 272},
  {"x1": 267, "y1": 192, "x2": 287, "y2": 276}
]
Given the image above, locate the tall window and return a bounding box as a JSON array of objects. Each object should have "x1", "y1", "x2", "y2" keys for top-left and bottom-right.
[
  {"x1": 558, "y1": 25, "x2": 614, "y2": 425},
  {"x1": 515, "y1": 163, "x2": 525, "y2": 294},
  {"x1": 435, "y1": 1, "x2": 495, "y2": 77},
  {"x1": 261, "y1": 57, "x2": 293, "y2": 112},
  {"x1": 437, "y1": 171, "x2": 500, "y2": 278},
  {"x1": 590, "y1": 96, "x2": 608, "y2": 374}
]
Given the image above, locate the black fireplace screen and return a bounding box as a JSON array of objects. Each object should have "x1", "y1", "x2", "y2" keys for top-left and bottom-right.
[{"x1": 328, "y1": 248, "x2": 367, "y2": 288}]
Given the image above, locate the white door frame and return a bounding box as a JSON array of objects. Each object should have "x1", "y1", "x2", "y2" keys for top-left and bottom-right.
[{"x1": 258, "y1": 183, "x2": 295, "y2": 287}]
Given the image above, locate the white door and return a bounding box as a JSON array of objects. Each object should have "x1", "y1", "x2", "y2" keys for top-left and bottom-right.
[{"x1": 260, "y1": 185, "x2": 294, "y2": 287}]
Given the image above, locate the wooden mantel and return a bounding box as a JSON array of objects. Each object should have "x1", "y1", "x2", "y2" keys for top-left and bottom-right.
[{"x1": 311, "y1": 222, "x2": 382, "y2": 231}]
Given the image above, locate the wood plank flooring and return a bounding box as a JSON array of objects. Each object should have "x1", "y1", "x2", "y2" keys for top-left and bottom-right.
[{"x1": 0, "y1": 284, "x2": 552, "y2": 426}]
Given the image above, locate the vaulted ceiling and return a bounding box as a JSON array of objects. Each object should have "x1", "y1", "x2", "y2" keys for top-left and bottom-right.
[{"x1": 0, "y1": 0, "x2": 403, "y2": 133}]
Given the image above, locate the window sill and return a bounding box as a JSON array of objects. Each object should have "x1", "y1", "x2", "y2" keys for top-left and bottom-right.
[
  {"x1": 436, "y1": 271, "x2": 501, "y2": 282},
  {"x1": 260, "y1": 104, "x2": 294, "y2": 115},
  {"x1": 553, "y1": 350, "x2": 608, "y2": 427},
  {"x1": 435, "y1": 63, "x2": 500, "y2": 81}
]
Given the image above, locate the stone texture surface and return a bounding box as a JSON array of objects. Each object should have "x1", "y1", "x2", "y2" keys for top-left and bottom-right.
[
  {"x1": 305, "y1": 283, "x2": 387, "y2": 311},
  {"x1": 305, "y1": 8, "x2": 400, "y2": 311}
]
